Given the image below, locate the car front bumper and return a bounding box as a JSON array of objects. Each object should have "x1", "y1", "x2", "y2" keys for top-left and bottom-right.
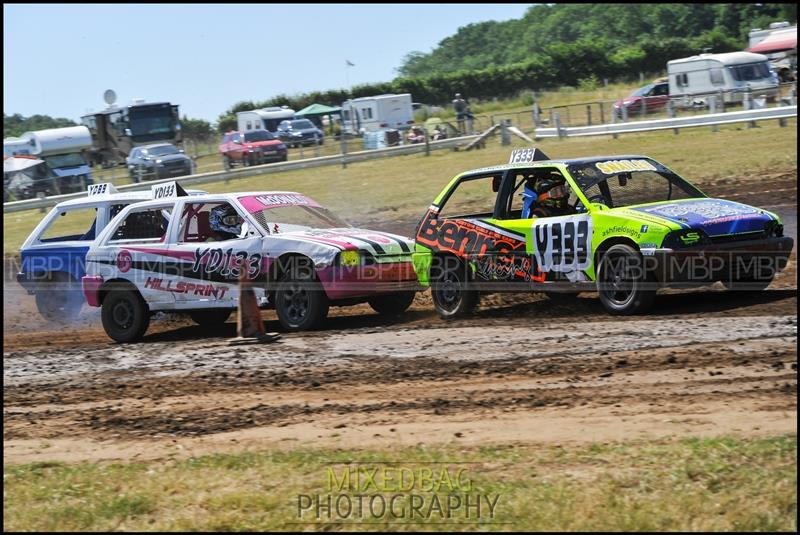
[
  {"x1": 643, "y1": 236, "x2": 794, "y2": 284},
  {"x1": 317, "y1": 262, "x2": 421, "y2": 300}
]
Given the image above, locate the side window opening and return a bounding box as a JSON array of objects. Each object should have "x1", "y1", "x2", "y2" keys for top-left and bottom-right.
[
  {"x1": 177, "y1": 202, "x2": 246, "y2": 243},
  {"x1": 437, "y1": 174, "x2": 501, "y2": 219},
  {"x1": 110, "y1": 207, "x2": 172, "y2": 243},
  {"x1": 39, "y1": 207, "x2": 99, "y2": 242},
  {"x1": 505, "y1": 168, "x2": 574, "y2": 219}
]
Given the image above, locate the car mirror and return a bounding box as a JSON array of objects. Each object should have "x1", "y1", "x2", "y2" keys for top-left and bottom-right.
[{"x1": 618, "y1": 173, "x2": 630, "y2": 186}]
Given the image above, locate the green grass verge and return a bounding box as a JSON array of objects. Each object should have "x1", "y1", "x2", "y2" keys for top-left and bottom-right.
[
  {"x1": 3, "y1": 435, "x2": 796, "y2": 531},
  {"x1": 4, "y1": 118, "x2": 796, "y2": 254}
]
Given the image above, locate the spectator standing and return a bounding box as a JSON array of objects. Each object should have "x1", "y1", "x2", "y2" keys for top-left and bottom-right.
[{"x1": 452, "y1": 93, "x2": 468, "y2": 134}]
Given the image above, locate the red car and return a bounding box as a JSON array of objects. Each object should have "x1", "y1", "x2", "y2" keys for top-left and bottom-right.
[
  {"x1": 613, "y1": 81, "x2": 670, "y2": 117},
  {"x1": 219, "y1": 130, "x2": 287, "y2": 170}
]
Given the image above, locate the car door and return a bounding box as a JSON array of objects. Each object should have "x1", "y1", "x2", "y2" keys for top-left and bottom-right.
[
  {"x1": 169, "y1": 199, "x2": 264, "y2": 309},
  {"x1": 647, "y1": 83, "x2": 669, "y2": 111},
  {"x1": 230, "y1": 132, "x2": 244, "y2": 161},
  {"x1": 492, "y1": 167, "x2": 594, "y2": 286}
]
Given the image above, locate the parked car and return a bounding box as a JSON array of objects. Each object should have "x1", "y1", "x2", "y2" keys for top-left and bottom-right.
[
  {"x1": 83, "y1": 189, "x2": 420, "y2": 341},
  {"x1": 412, "y1": 148, "x2": 792, "y2": 317},
  {"x1": 613, "y1": 80, "x2": 670, "y2": 117},
  {"x1": 16, "y1": 182, "x2": 205, "y2": 321},
  {"x1": 276, "y1": 119, "x2": 325, "y2": 147},
  {"x1": 127, "y1": 143, "x2": 193, "y2": 182},
  {"x1": 219, "y1": 130, "x2": 288, "y2": 170}
]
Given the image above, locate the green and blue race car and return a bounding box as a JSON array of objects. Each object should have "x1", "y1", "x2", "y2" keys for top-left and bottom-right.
[{"x1": 412, "y1": 149, "x2": 793, "y2": 316}]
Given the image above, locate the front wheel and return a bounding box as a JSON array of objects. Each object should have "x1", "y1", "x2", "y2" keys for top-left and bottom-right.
[
  {"x1": 368, "y1": 291, "x2": 415, "y2": 316},
  {"x1": 430, "y1": 258, "x2": 478, "y2": 319},
  {"x1": 596, "y1": 244, "x2": 656, "y2": 315},
  {"x1": 189, "y1": 309, "x2": 232, "y2": 327},
  {"x1": 274, "y1": 264, "x2": 329, "y2": 331},
  {"x1": 101, "y1": 289, "x2": 150, "y2": 343}
]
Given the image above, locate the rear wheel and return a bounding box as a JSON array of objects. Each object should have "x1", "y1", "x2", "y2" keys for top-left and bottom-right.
[
  {"x1": 430, "y1": 257, "x2": 478, "y2": 318},
  {"x1": 189, "y1": 309, "x2": 232, "y2": 327},
  {"x1": 101, "y1": 288, "x2": 150, "y2": 343},
  {"x1": 596, "y1": 244, "x2": 656, "y2": 315},
  {"x1": 275, "y1": 263, "x2": 329, "y2": 331},
  {"x1": 368, "y1": 291, "x2": 415, "y2": 316},
  {"x1": 34, "y1": 275, "x2": 84, "y2": 322}
]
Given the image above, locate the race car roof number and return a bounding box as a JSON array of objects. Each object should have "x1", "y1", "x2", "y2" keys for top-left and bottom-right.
[
  {"x1": 87, "y1": 183, "x2": 119, "y2": 197},
  {"x1": 508, "y1": 148, "x2": 550, "y2": 164},
  {"x1": 151, "y1": 181, "x2": 188, "y2": 199},
  {"x1": 595, "y1": 159, "x2": 657, "y2": 174}
]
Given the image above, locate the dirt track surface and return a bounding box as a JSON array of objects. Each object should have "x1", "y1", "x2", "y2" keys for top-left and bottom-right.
[{"x1": 3, "y1": 172, "x2": 798, "y2": 464}]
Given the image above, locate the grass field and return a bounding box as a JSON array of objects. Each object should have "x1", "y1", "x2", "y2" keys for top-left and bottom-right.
[
  {"x1": 3, "y1": 435, "x2": 796, "y2": 531},
  {"x1": 4, "y1": 117, "x2": 796, "y2": 254}
]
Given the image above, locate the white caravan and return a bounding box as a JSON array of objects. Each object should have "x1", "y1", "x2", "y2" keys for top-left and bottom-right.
[
  {"x1": 668, "y1": 51, "x2": 779, "y2": 104},
  {"x1": 341, "y1": 94, "x2": 414, "y2": 135},
  {"x1": 237, "y1": 107, "x2": 295, "y2": 133}
]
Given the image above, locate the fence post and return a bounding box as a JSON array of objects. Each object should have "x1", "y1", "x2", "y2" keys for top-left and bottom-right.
[
  {"x1": 641, "y1": 97, "x2": 646, "y2": 118},
  {"x1": 709, "y1": 96, "x2": 719, "y2": 132},
  {"x1": 599, "y1": 101, "x2": 605, "y2": 124},
  {"x1": 718, "y1": 89, "x2": 725, "y2": 114},
  {"x1": 549, "y1": 110, "x2": 554, "y2": 127},
  {"x1": 340, "y1": 134, "x2": 347, "y2": 169},
  {"x1": 532, "y1": 103, "x2": 540, "y2": 128},
  {"x1": 500, "y1": 119, "x2": 511, "y2": 145},
  {"x1": 586, "y1": 105, "x2": 592, "y2": 126},
  {"x1": 314, "y1": 136, "x2": 320, "y2": 158},
  {"x1": 611, "y1": 105, "x2": 618, "y2": 139},
  {"x1": 621, "y1": 104, "x2": 628, "y2": 123},
  {"x1": 424, "y1": 128, "x2": 430, "y2": 156},
  {"x1": 667, "y1": 101, "x2": 678, "y2": 135},
  {"x1": 554, "y1": 113, "x2": 563, "y2": 139}
]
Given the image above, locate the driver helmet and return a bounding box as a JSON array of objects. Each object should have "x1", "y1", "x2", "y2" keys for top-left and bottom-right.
[
  {"x1": 534, "y1": 174, "x2": 569, "y2": 207},
  {"x1": 209, "y1": 205, "x2": 242, "y2": 237}
]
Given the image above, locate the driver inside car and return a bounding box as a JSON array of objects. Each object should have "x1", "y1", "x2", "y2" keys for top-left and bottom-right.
[
  {"x1": 530, "y1": 172, "x2": 575, "y2": 218},
  {"x1": 208, "y1": 205, "x2": 244, "y2": 241}
]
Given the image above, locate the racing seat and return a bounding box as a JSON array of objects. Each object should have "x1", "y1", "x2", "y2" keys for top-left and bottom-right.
[{"x1": 195, "y1": 211, "x2": 213, "y2": 242}]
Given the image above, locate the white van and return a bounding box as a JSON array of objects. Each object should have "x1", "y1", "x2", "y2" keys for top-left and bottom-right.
[
  {"x1": 668, "y1": 51, "x2": 779, "y2": 104},
  {"x1": 237, "y1": 107, "x2": 296, "y2": 133},
  {"x1": 341, "y1": 94, "x2": 414, "y2": 135}
]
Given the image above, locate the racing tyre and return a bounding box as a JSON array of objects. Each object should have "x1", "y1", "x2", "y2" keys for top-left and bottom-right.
[
  {"x1": 596, "y1": 244, "x2": 656, "y2": 315},
  {"x1": 430, "y1": 257, "x2": 478, "y2": 319},
  {"x1": 368, "y1": 291, "x2": 415, "y2": 316},
  {"x1": 101, "y1": 288, "x2": 150, "y2": 343},
  {"x1": 34, "y1": 276, "x2": 84, "y2": 322},
  {"x1": 275, "y1": 263, "x2": 329, "y2": 331},
  {"x1": 189, "y1": 308, "x2": 232, "y2": 327},
  {"x1": 223, "y1": 155, "x2": 232, "y2": 171}
]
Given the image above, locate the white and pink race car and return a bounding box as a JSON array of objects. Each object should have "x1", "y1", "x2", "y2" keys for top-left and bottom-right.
[{"x1": 83, "y1": 184, "x2": 419, "y2": 342}]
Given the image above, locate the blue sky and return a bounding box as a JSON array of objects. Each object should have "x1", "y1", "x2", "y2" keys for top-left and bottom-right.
[{"x1": 4, "y1": 3, "x2": 532, "y2": 124}]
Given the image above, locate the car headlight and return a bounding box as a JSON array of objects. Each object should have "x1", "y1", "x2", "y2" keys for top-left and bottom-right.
[
  {"x1": 338, "y1": 250, "x2": 361, "y2": 267},
  {"x1": 156, "y1": 159, "x2": 163, "y2": 164}
]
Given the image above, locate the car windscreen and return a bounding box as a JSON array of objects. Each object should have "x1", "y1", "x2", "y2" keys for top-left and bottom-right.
[
  {"x1": 147, "y1": 145, "x2": 180, "y2": 156},
  {"x1": 631, "y1": 84, "x2": 654, "y2": 97},
  {"x1": 244, "y1": 130, "x2": 275, "y2": 142},
  {"x1": 290, "y1": 120, "x2": 315, "y2": 129},
  {"x1": 44, "y1": 153, "x2": 87, "y2": 168},
  {"x1": 238, "y1": 194, "x2": 349, "y2": 233},
  {"x1": 567, "y1": 159, "x2": 704, "y2": 209}
]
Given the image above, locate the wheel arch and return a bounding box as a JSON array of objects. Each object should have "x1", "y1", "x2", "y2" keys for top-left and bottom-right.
[
  {"x1": 594, "y1": 236, "x2": 640, "y2": 268},
  {"x1": 98, "y1": 278, "x2": 141, "y2": 306}
]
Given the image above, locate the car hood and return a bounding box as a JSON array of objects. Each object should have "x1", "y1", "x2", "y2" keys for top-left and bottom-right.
[
  {"x1": 246, "y1": 140, "x2": 283, "y2": 147},
  {"x1": 153, "y1": 153, "x2": 189, "y2": 163},
  {"x1": 268, "y1": 227, "x2": 414, "y2": 265},
  {"x1": 621, "y1": 198, "x2": 777, "y2": 237}
]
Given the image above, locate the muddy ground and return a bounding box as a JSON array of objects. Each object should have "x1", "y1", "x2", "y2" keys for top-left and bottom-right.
[{"x1": 3, "y1": 171, "x2": 797, "y2": 464}]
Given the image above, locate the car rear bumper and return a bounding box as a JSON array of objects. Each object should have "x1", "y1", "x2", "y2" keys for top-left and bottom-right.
[
  {"x1": 82, "y1": 275, "x2": 104, "y2": 307},
  {"x1": 644, "y1": 236, "x2": 794, "y2": 284},
  {"x1": 318, "y1": 262, "x2": 421, "y2": 300}
]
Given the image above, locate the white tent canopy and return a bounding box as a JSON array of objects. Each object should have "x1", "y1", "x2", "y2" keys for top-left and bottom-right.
[{"x1": 4, "y1": 156, "x2": 44, "y2": 173}]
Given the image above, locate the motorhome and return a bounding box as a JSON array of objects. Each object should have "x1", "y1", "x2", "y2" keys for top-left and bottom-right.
[
  {"x1": 667, "y1": 51, "x2": 779, "y2": 104},
  {"x1": 237, "y1": 107, "x2": 295, "y2": 133},
  {"x1": 341, "y1": 94, "x2": 414, "y2": 135},
  {"x1": 4, "y1": 126, "x2": 93, "y2": 195},
  {"x1": 748, "y1": 22, "x2": 797, "y2": 82}
]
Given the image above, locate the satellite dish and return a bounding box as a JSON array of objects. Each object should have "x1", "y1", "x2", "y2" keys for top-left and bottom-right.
[{"x1": 103, "y1": 89, "x2": 117, "y2": 106}]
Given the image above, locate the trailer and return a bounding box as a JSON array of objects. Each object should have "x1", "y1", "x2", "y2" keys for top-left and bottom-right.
[
  {"x1": 668, "y1": 51, "x2": 779, "y2": 105},
  {"x1": 237, "y1": 106, "x2": 295, "y2": 133},
  {"x1": 748, "y1": 22, "x2": 797, "y2": 83},
  {"x1": 340, "y1": 94, "x2": 414, "y2": 135}
]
